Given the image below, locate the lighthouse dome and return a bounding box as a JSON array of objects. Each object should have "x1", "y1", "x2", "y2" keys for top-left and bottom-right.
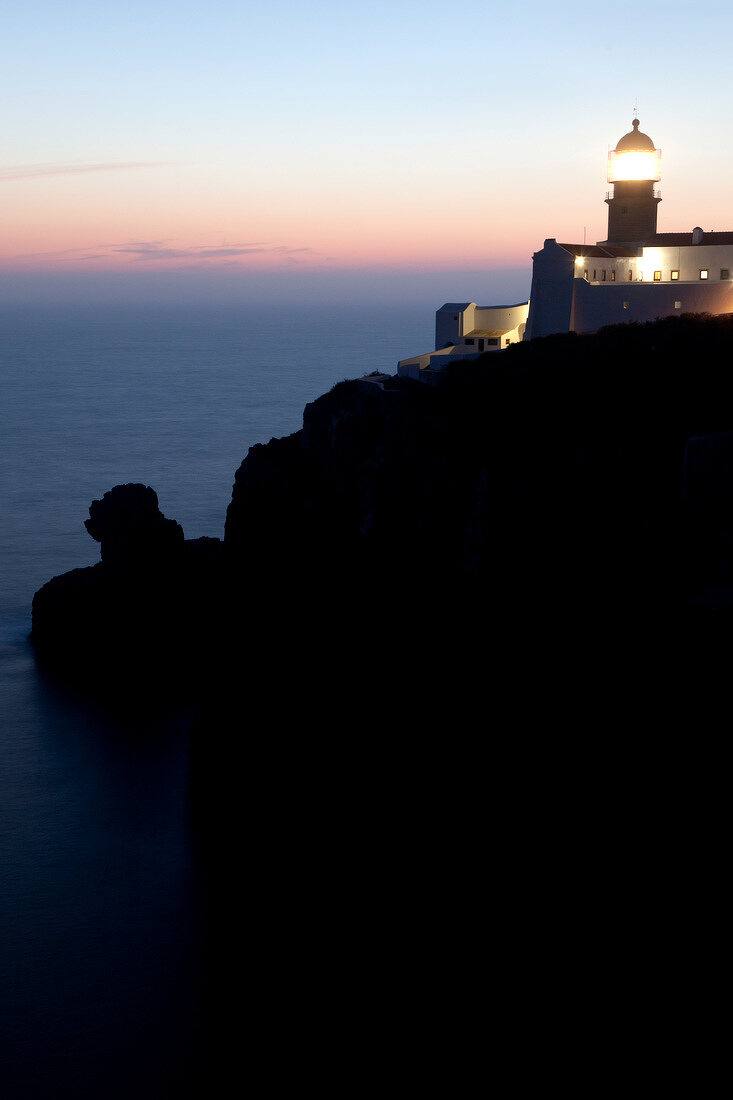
[{"x1": 615, "y1": 119, "x2": 655, "y2": 152}]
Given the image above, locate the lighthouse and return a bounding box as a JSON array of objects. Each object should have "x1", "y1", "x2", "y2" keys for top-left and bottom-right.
[
  {"x1": 603, "y1": 119, "x2": 661, "y2": 244},
  {"x1": 521, "y1": 115, "x2": 733, "y2": 343},
  {"x1": 399, "y1": 114, "x2": 733, "y2": 374}
]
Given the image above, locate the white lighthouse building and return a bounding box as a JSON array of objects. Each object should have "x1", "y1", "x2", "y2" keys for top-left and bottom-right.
[
  {"x1": 526, "y1": 118, "x2": 733, "y2": 340},
  {"x1": 398, "y1": 118, "x2": 733, "y2": 379}
]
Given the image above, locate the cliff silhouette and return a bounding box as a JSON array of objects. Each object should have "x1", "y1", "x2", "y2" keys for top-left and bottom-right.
[{"x1": 32, "y1": 312, "x2": 733, "y2": 725}]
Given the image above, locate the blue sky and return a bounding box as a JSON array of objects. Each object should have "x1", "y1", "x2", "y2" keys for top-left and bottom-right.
[{"x1": 2, "y1": 0, "x2": 732, "y2": 305}]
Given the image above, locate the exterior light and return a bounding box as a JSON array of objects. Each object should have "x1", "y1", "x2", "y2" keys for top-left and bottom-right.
[{"x1": 607, "y1": 148, "x2": 661, "y2": 183}]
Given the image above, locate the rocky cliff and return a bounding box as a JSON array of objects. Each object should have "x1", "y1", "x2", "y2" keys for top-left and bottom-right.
[{"x1": 32, "y1": 313, "x2": 733, "y2": 718}]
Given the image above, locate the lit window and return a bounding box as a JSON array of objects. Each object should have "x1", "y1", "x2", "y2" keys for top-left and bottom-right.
[
  {"x1": 671, "y1": 270, "x2": 679, "y2": 280},
  {"x1": 584, "y1": 270, "x2": 588, "y2": 280},
  {"x1": 674, "y1": 301, "x2": 681, "y2": 309},
  {"x1": 722, "y1": 269, "x2": 730, "y2": 280},
  {"x1": 623, "y1": 302, "x2": 630, "y2": 310},
  {"x1": 628, "y1": 271, "x2": 633, "y2": 281},
  {"x1": 700, "y1": 269, "x2": 709, "y2": 280},
  {"x1": 638, "y1": 271, "x2": 643, "y2": 281},
  {"x1": 654, "y1": 270, "x2": 662, "y2": 281},
  {"x1": 611, "y1": 270, "x2": 616, "y2": 282}
]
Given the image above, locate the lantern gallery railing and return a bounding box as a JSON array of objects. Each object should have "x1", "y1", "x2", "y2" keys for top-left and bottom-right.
[{"x1": 605, "y1": 190, "x2": 661, "y2": 201}]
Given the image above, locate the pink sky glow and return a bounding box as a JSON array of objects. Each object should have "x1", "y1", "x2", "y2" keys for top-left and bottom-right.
[
  {"x1": 5, "y1": 2, "x2": 733, "y2": 304},
  {"x1": 2, "y1": 156, "x2": 728, "y2": 283}
]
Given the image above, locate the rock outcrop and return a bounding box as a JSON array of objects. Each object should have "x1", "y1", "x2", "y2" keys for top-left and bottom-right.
[
  {"x1": 32, "y1": 483, "x2": 223, "y2": 700},
  {"x1": 84, "y1": 483, "x2": 184, "y2": 566}
]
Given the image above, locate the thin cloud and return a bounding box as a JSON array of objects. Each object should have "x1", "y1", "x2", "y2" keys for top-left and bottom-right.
[
  {"x1": 8, "y1": 238, "x2": 316, "y2": 265},
  {"x1": 116, "y1": 244, "x2": 267, "y2": 261},
  {"x1": 114, "y1": 241, "x2": 315, "y2": 262},
  {"x1": 8, "y1": 245, "x2": 99, "y2": 262},
  {"x1": 0, "y1": 161, "x2": 176, "y2": 182}
]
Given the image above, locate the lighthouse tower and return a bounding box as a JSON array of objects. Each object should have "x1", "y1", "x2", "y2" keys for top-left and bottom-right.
[{"x1": 603, "y1": 119, "x2": 661, "y2": 244}]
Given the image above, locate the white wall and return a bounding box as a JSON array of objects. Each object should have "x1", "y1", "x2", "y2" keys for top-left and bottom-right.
[
  {"x1": 472, "y1": 302, "x2": 529, "y2": 334},
  {"x1": 571, "y1": 278, "x2": 733, "y2": 334},
  {"x1": 580, "y1": 244, "x2": 733, "y2": 286},
  {"x1": 435, "y1": 304, "x2": 475, "y2": 348},
  {"x1": 638, "y1": 243, "x2": 733, "y2": 283}
]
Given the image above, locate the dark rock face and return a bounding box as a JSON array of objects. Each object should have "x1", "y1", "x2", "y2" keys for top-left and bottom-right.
[
  {"x1": 189, "y1": 319, "x2": 733, "y2": 1020},
  {"x1": 219, "y1": 315, "x2": 733, "y2": 697},
  {"x1": 224, "y1": 380, "x2": 462, "y2": 598}
]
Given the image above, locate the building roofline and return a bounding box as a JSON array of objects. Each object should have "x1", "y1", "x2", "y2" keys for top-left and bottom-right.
[
  {"x1": 557, "y1": 242, "x2": 639, "y2": 258},
  {"x1": 643, "y1": 231, "x2": 733, "y2": 246},
  {"x1": 475, "y1": 301, "x2": 529, "y2": 310}
]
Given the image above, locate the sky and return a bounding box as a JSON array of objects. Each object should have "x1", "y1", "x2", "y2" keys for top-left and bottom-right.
[{"x1": 3, "y1": 0, "x2": 733, "y2": 306}]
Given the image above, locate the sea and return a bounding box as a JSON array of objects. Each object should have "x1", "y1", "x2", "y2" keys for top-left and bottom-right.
[{"x1": 0, "y1": 300, "x2": 433, "y2": 1097}]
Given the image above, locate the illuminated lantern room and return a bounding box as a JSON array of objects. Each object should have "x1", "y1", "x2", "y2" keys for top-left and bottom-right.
[{"x1": 603, "y1": 119, "x2": 661, "y2": 244}]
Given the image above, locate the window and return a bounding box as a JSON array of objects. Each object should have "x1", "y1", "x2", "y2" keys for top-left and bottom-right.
[
  {"x1": 584, "y1": 270, "x2": 588, "y2": 280},
  {"x1": 654, "y1": 270, "x2": 662, "y2": 281},
  {"x1": 593, "y1": 269, "x2": 597, "y2": 280},
  {"x1": 611, "y1": 270, "x2": 616, "y2": 282},
  {"x1": 623, "y1": 302, "x2": 630, "y2": 310},
  {"x1": 602, "y1": 269, "x2": 607, "y2": 281},
  {"x1": 505, "y1": 338, "x2": 511, "y2": 346},
  {"x1": 487, "y1": 338, "x2": 499, "y2": 347},
  {"x1": 465, "y1": 338, "x2": 475, "y2": 345},
  {"x1": 638, "y1": 271, "x2": 643, "y2": 281},
  {"x1": 700, "y1": 269, "x2": 709, "y2": 280},
  {"x1": 671, "y1": 270, "x2": 679, "y2": 280},
  {"x1": 674, "y1": 301, "x2": 681, "y2": 310},
  {"x1": 628, "y1": 270, "x2": 633, "y2": 281},
  {"x1": 722, "y1": 269, "x2": 730, "y2": 280}
]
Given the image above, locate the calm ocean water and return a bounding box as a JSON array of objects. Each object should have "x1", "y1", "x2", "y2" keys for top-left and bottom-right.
[{"x1": 0, "y1": 301, "x2": 432, "y2": 1096}]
